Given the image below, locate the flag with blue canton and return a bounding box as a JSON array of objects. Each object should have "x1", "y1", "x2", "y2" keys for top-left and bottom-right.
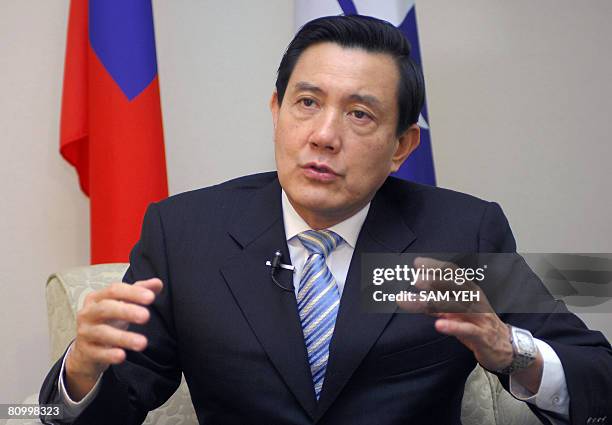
[
  {"x1": 60, "y1": 0, "x2": 169, "y2": 264},
  {"x1": 295, "y1": 0, "x2": 436, "y2": 185}
]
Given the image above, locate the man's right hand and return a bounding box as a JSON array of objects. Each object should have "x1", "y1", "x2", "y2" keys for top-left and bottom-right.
[{"x1": 64, "y1": 278, "x2": 163, "y2": 401}]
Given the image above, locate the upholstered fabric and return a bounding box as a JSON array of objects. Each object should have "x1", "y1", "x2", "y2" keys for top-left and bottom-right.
[
  {"x1": 460, "y1": 366, "x2": 544, "y2": 425},
  {"x1": 11, "y1": 264, "x2": 542, "y2": 425},
  {"x1": 45, "y1": 264, "x2": 197, "y2": 425}
]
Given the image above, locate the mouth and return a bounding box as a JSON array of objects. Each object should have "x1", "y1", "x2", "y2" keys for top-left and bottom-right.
[{"x1": 302, "y1": 162, "x2": 340, "y2": 182}]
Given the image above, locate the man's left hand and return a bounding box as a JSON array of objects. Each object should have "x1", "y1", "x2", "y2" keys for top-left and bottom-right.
[{"x1": 397, "y1": 257, "x2": 543, "y2": 393}]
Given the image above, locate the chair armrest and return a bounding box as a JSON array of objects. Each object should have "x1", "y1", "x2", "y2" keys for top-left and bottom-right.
[
  {"x1": 5, "y1": 393, "x2": 42, "y2": 425},
  {"x1": 45, "y1": 264, "x2": 129, "y2": 362},
  {"x1": 461, "y1": 366, "x2": 543, "y2": 425},
  {"x1": 44, "y1": 264, "x2": 197, "y2": 424}
]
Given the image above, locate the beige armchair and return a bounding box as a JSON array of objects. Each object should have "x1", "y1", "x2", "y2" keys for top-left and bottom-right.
[{"x1": 16, "y1": 264, "x2": 544, "y2": 424}]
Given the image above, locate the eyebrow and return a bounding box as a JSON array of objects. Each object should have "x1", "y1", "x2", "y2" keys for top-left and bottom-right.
[
  {"x1": 347, "y1": 93, "x2": 383, "y2": 110},
  {"x1": 294, "y1": 81, "x2": 324, "y2": 94},
  {"x1": 293, "y1": 81, "x2": 384, "y2": 111}
]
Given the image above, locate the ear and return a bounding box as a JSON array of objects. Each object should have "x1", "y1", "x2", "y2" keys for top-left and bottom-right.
[
  {"x1": 269, "y1": 91, "x2": 280, "y2": 130},
  {"x1": 390, "y1": 124, "x2": 420, "y2": 173}
]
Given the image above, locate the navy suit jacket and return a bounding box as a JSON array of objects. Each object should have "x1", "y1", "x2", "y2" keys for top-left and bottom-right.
[{"x1": 40, "y1": 172, "x2": 612, "y2": 424}]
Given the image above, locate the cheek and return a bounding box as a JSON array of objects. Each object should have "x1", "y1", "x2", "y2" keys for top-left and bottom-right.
[
  {"x1": 274, "y1": 126, "x2": 301, "y2": 175},
  {"x1": 355, "y1": 140, "x2": 394, "y2": 171},
  {"x1": 344, "y1": 140, "x2": 395, "y2": 188},
  {"x1": 275, "y1": 120, "x2": 301, "y2": 151},
  {"x1": 273, "y1": 127, "x2": 289, "y2": 157}
]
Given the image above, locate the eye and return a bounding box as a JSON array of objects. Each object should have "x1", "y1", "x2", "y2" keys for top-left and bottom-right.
[
  {"x1": 300, "y1": 98, "x2": 317, "y2": 108},
  {"x1": 349, "y1": 110, "x2": 373, "y2": 122}
]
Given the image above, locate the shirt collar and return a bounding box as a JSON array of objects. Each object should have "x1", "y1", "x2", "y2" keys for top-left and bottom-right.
[{"x1": 281, "y1": 190, "x2": 370, "y2": 249}]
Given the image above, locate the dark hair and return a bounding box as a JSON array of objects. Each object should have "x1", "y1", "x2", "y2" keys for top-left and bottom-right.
[{"x1": 275, "y1": 15, "x2": 425, "y2": 136}]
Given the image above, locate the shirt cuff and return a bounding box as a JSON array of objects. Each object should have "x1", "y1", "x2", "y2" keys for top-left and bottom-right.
[
  {"x1": 509, "y1": 338, "x2": 570, "y2": 417},
  {"x1": 56, "y1": 342, "x2": 104, "y2": 418}
]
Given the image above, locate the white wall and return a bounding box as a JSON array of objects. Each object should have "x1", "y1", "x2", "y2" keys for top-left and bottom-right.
[
  {"x1": 0, "y1": 0, "x2": 89, "y2": 406},
  {"x1": 154, "y1": 0, "x2": 293, "y2": 193},
  {"x1": 1, "y1": 0, "x2": 610, "y2": 407},
  {"x1": 417, "y1": 0, "x2": 612, "y2": 253},
  {"x1": 0, "y1": 0, "x2": 295, "y2": 407},
  {"x1": 415, "y1": 0, "x2": 612, "y2": 335}
]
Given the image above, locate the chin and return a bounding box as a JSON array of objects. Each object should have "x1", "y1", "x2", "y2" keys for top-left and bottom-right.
[{"x1": 295, "y1": 193, "x2": 339, "y2": 211}]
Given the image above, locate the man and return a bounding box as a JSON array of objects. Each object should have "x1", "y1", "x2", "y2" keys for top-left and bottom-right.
[{"x1": 40, "y1": 15, "x2": 611, "y2": 424}]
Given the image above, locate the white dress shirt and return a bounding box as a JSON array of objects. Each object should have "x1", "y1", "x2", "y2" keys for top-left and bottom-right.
[{"x1": 56, "y1": 190, "x2": 570, "y2": 424}]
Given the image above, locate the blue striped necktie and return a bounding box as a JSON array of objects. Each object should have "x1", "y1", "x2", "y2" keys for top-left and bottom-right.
[{"x1": 297, "y1": 229, "x2": 343, "y2": 400}]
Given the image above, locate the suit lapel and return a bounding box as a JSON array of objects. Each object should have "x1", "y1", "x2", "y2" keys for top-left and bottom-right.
[
  {"x1": 219, "y1": 177, "x2": 420, "y2": 420},
  {"x1": 315, "y1": 184, "x2": 417, "y2": 421},
  {"x1": 219, "y1": 178, "x2": 318, "y2": 419}
]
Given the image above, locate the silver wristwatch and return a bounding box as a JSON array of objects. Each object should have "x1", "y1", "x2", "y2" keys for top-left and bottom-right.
[{"x1": 497, "y1": 324, "x2": 538, "y2": 375}]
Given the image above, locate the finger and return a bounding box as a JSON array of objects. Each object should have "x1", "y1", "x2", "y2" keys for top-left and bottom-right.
[
  {"x1": 411, "y1": 262, "x2": 459, "y2": 293},
  {"x1": 437, "y1": 311, "x2": 490, "y2": 323},
  {"x1": 413, "y1": 277, "x2": 457, "y2": 293},
  {"x1": 414, "y1": 256, "x2": 456, "y2": 270},
  {"x1": 397, "y1": 291, "x2": 466, "y2": 315},
  {"x1": 81, "y1": 323, "x2": 148, "y2": 351},
  {"x1": 398, "y1": 289, "x2": 471, "y2": 315},
  {"x1": 86, "y1": 299, "x2": 151, "y2": 324},
  {"x1": 78, "y1": 341, "x2": 127, "y2": 365},
  {"x1": 413, "y1": 257, "x2": 461, "y2": 291},
  {"x1": 436, "y1": 312, "x2": 462, "y2": 320},
  {"x1": 431, "y1": 300, "x2": 471, "y2": 314},
  {"x1": 409, "y1": 282, "x2": 486, "y2": 314},
  {"x1": 435, "y1": 318, "x2": 481, "y2": 340},
  {"x1": 89, "y1": 281, "x2": 158, "y2": 305},
  {"x1": 133, "y1": 278, "x2": 163, "y2": 295}
]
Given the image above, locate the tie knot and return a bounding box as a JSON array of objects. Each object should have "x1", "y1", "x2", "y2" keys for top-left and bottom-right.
[{"x1": 297, "y1": 230, "x2": 342, "y2": 257}]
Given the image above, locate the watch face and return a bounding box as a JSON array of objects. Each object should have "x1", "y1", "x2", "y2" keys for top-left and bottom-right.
[{"x1": 516, "y1": 331, "x2": 534, "y2": 352}]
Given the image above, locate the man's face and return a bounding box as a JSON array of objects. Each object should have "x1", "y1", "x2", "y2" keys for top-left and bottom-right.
[{"x1": 271, "y1": 42, "x2": 419, "y2": 228}]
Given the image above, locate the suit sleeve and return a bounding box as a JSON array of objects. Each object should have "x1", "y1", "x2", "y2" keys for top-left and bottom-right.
[
  {"x1": 39, "y1": 203, "x2": 182, "y2": 424},
  {"x1": 478, "y1": 201, "x2": 612, "y2": 425}
]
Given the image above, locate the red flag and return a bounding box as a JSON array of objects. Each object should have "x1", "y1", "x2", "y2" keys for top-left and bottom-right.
[{"x1": 60, "y1": 0, "x2": 168, "y2": 264}]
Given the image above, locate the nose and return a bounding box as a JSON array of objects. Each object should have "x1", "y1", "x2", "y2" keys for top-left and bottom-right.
[{"x1": 308, "y1": 109, "x2": 341, "y2": 153}]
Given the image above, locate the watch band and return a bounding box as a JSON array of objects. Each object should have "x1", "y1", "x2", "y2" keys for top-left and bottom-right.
[{"x1": 497, "y1": 324, "x2": 537, "y2": 375}]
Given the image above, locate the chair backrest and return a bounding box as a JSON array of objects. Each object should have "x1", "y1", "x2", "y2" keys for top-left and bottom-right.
[{"x1": 46, "y1": 264, "x2": 542, "y2": 425}]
